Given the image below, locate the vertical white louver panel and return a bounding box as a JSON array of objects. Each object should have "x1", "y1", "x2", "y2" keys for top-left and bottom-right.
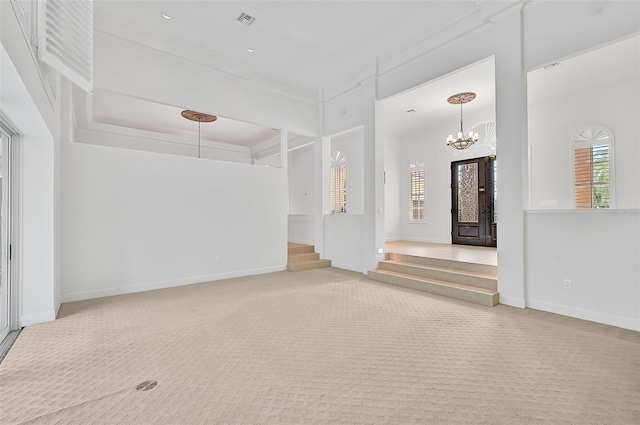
[{"x1": 38, "y1": 0, "x2": 93, "y2": 92}]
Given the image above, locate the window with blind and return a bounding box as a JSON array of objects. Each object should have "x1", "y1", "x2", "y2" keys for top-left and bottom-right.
[
  {"x1": 409, "y1": 160, "x2": 425, "y2": 221},
  {"x1": 573, "y1": 127, "x2": 614, "y2": 209},
  {"x1": 330, "y1": 152, "x2": 347, "y2": 214}
]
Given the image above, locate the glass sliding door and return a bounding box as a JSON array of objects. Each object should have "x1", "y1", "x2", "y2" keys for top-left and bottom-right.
[{"x1": 0, "y1": 128, "x2": 11, "y2": 344}]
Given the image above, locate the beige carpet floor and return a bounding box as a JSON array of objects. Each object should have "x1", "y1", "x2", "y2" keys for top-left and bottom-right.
[{"x1": 1, "y1": 268, "x2": 639, "y2": 424}]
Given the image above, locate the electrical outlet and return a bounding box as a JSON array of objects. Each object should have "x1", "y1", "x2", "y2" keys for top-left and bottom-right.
[
  {"x1": 377, "y1": 248, "x2": 384, "y2": 254},
  {"x1": 563, "y1": 279, "x2": 572, "y2": 289},
  {"x1": 215, "y1": 257, "x2": 221, "y2": 263}
]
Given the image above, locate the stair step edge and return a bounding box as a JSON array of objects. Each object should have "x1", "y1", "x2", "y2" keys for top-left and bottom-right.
[
  {"x1": 387, "y1": 253, "x2": 497, "y2": 272},
  {"x1": 369, "y1": 269, "x2": 497, "y2": 295},
  {"x1": 288, "y1": 258, "x2": 330, "y2": 265},
  {"x1": 380, "y1": 260, "x2": 496, "y2": 279}
]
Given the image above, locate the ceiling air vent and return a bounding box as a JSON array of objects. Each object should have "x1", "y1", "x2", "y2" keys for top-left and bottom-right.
[{"x1": 237, "y1": 12, "x2": 256, "y2": 26}]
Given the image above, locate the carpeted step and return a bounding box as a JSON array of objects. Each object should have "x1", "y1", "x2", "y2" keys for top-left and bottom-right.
[
  {"x1": 387, "y1": 252, "x2": 497, "y2": 276},
  {"x1": 287, "y1": 259, "x2": 332, "y2": 272},
  {"x1": 287, "y1": 243, "x2": 331, "y2": 272},
  {"x1": 288, "y1": 252, "x2": 320, "y2": 262},
  {"x1": 288, "y1": 244, "x2": 315, "y2": 255},
  {"x1": 378, "y1": 260, "x2": 497, "y2": 291},
  {"x1": 367, "y1": 269, "x2": 499, "y2": 307}
]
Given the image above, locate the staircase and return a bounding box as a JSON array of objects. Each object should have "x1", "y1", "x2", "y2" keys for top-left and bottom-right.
[
  {"x1": 368, "y1": 252, "x2": 499, "y2": 307},
  {"x1": 287, "y1": 243, "x2": 331, "y2": 272}
]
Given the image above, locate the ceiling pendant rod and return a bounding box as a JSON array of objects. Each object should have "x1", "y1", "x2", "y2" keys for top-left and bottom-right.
[{"x1": 180, "y1": 110, "x2": 218, "y2": 159}]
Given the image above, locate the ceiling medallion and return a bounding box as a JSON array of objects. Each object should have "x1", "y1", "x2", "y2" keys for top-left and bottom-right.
[
  {"x1": 181, "y1": 110, "x2": 217, "y2": 123},
  {"x1": 446, "y1": 92, "x2": 479, "y2": 150},
  {"x1": 181, "y1": 110, "x2": 217, "y2": 158}
]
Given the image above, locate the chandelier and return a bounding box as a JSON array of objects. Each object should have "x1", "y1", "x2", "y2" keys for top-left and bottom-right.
[
  {"x1": 181, "y1": 110, "x2": 217, "y2": 158},
  {"x1": 446, "y1": 92, "x2": 479, "y2": 150}
]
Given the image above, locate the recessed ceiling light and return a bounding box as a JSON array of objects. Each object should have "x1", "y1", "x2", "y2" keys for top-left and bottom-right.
[
  {"x1": 161, "y1": 13, "x2": 172, "y2": 20},
  {"x1": 246, "y1": 48, "x2": 254, "y2": 53}
]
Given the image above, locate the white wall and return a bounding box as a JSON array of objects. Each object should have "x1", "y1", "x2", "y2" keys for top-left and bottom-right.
[
  {"x1": 331, "y1": 127, "x2": 365, "y2": 215},
  {"x1": 387, "y1": 110, "x2": 495, "y2": 244},
  {"x1": 94, "y1": 33, "x2": 318, "y2": 139},
  {"x1": 324, "y1": 86, "x2": 365, "y2": 138},
  {"x1": 324, "y1": 214, "x2": 364, "y2": 273},
  {"x1": 287, "y1": 145, "x2": 315, "y2": 244},
  {"x1": 61, "y1": 142, "x2": 288, "y2": 302},
  {"x1": 288, "y1": 146, "x2": 315, "y2": 214},
  {"x1": 18, "y1": 133, "x2": 57, "y2": 326},
  {"x1": 2, "y1": 1, "x2": 61, "y2": 327},
  {"x1": 383, "y1": 130, "x2": 402, "y2": 242},
  {"x1": 525, "y1": 210, "x2": 640, "y2": 331},
  {"x1": 287, "y1": 214, "x2": 314, "y2": 245},
  {"x1": 528, "y1": 74, "x2": 640, "y2": 209}
]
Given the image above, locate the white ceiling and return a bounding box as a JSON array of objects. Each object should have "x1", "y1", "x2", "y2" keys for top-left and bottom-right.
[
  {"x1": 383, "y1": 57, "x2": 496, "y2": 139},
  {"x1": 91, "y1": 90, "x2": 278, "y2": 147},
  {"x1": 383, "y1": 32, "x2": 640, "y2": 140},
  {"x1": 528, "y1": 33, "x2": 640, "y2": 102},
  {"x1": 93, "y1": 0, "x2": 485, "y2": 90},
  {"x1": 85, "y1": 2, "x2": 639, "y2": 148}
]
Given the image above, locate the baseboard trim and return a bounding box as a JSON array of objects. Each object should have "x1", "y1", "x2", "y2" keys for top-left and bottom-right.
[
  {"x1": 20, "y1": 310, "x2": 57, "y2": 327},
  {"x1": 288, "y1": 238, "x2": 314, "y2": 245},
  {"x1": 498, "y1": 295, "x2": 526, "y2": 308},
  {"x1": 401, "y1": 237, "x2": 451, "y2": 245},
  {"x1": 61, "y1": 265, "x2": 287, "y2": 303},
  {"x1": 526, "y1": 298, "x2": 639, "y2": 331},
  {"x1": 331, "y1": 262, "x2": 364, "y2": 274}
]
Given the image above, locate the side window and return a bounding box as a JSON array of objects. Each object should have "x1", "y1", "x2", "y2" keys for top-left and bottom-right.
[
  {"x1": 573, "y1": 126, "x2": 614, "y2": 209},
  {"x1": 330, "y1": 151, "x2": 347, "y2": 214},
  {"x1": 409, "y1": 160, "x2": 425, "y2": 221}
]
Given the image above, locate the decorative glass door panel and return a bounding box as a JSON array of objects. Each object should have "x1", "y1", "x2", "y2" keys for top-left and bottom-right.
[
  {"x1": 457, "y1": 163, "x2": 479, "y2": 223},
  {"x1": 451, "y1": 156, "x2": 496, "y2": 247}
]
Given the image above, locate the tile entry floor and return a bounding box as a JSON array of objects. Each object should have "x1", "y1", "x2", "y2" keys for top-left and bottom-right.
[{"x1": 385, "y1": 240, "x2": 497, "y2": 266}]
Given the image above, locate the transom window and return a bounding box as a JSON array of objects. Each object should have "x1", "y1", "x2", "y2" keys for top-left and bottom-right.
[
  {"x1": 573, "y1": 126, "x2": 614, "y2": 209},
  {"x1": 330, "y1": 151, "x2": 347, "y2": 214},
  {"x1": 409, "y1": 160, "x2": 425, "y2": 221}
]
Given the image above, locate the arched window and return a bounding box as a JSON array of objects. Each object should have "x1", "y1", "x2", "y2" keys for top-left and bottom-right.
[
  {"x1": 409, "y1": 160, "x2": 425, "y2": 221},
  {"x1": 330, "y1": 151, "x2": 347, "y2": 214},
  {"x1": 573, "y1": 126, "x2": 614, "y2": 209}
]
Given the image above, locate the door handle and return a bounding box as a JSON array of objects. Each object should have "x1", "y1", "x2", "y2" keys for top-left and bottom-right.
[{"x1": 479, "y1": 187, "x2": 486, "y2": 192}]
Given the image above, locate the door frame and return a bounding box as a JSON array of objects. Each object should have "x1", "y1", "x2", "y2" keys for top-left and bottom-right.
[
  {"x1": 0, "y1": 122, "x2": 19, "y2": 347},
  {"x1": 451, "y1": 155, "x2": 496, "y2": 247}
]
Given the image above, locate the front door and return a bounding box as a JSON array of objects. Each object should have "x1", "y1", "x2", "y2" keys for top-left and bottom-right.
[{"x1": 451, "y1": 156, "x2": 496, "y2": 247}]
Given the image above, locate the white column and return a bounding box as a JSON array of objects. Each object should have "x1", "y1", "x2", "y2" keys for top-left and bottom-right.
[
  {"x1": 279, "y1": 129, "x2": 288, "y2": 170},
  {"x1": 494, "y1": 9, "x2": 528, "y2": 307},
  {"x1": 280, "y1": 129, "x2": 289, "y2": 250},
  {"x1": 362, "y1": 79, "x2": 385, "y2": 272},
  {"x1": 314, "y1": 136, "x2": 330, "y2": 256}
]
